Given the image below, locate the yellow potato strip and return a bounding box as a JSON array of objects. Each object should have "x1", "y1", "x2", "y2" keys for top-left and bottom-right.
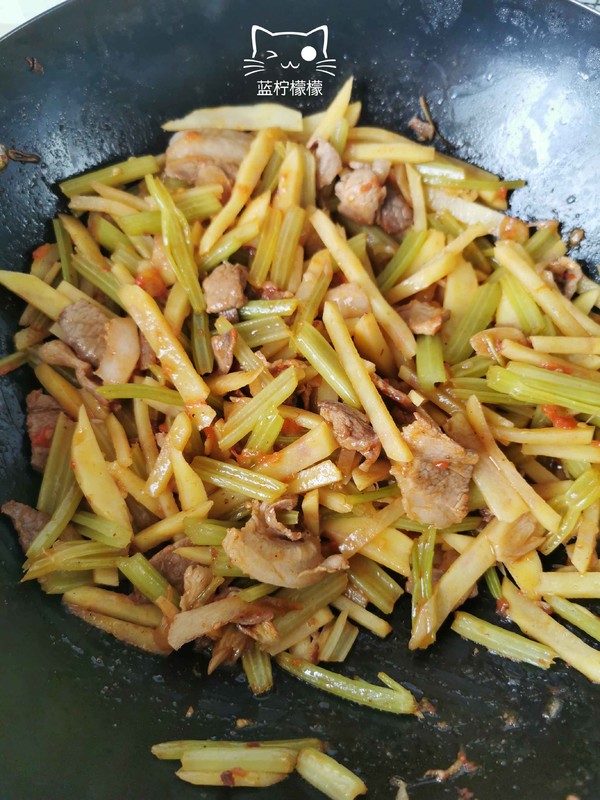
[
  {"x1": 312, "y1": 209, "x2": 416, "y2": 358},
  {"x1": 119, "y1": 285, "x2": 214, "y2": 429},
  {"x1": 200, "y1": 128, "x2": 280, "y2": 254},
  {"x1": 307, "y1": 76, "x2": 353, "y2": 147},
  {"x1": 323, "y1": 301, "x2": 412, "y2": 463}
]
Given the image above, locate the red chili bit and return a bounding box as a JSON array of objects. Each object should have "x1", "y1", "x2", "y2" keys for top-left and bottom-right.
[
  {"x1": 434, "y1": 460, "x2": 449, "y2": 470},
  {"x1": 8, "y1": 149, "x2": 40, "y2": 164},
  {"x1": 32, "y1": 243, "x2": 52, "y2": 260},
  {"x1": 497, "y1": 186, "x2": 508, "y2": 200},
  {"x1": 220, "y1": 771, "x2": 235, "y2": 787},
  {"x1": 135, "y1": 268, "x2": 167, "y2": 299},
  {"x1": 541, "y1": 404, "x2": 578, "y2": 429},
  {"x1": 540, "y1": 362, "x2": 572, "y2": 374},
  {"x1": 496, "y1": 597, "x2": 509, "y2": 617},
  {"x1": 25, "y1": 56, "x2": 44, "y2": 74},
  {"x1": 246, "y1": 742, "x2": 260, "y2": 748},
  {"x1": 281, "y1": 417, "x2": 303, "y2": 436}
]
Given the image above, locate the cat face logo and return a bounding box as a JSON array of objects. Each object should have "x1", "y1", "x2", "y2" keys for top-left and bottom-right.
[{"x1": 244, "y1": 25, "x2": 337, "y2": 78}]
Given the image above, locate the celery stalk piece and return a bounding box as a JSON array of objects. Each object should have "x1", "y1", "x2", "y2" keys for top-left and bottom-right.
[
  {"x1": 146, "y1": 174, "x2": 205, "y2": 313},
  {"x1": 296, "y1": 748, "x2": 367, "y2": 800},
  {"x1": 294, "y1": 322, "x2": 360, "y2": 408},
  {"x1": 239, "y1": 299, "x2": 299, "y2": 319},
  {"x1": 52, "y1": 217, "x2": 77, "y2": 285},
  {"x1": 151, "y1": 738, "x2": 325, "y2": 760},
  {"x1": 415, "y1": 333, "x2": 446, "y2": 390},
  {"x1": 71, "y1": 254, "x2": 124, "y2": 307},
  {"x1": 36, "y1": 414, "x2": 75, "y2": 513},
  {"x1": 348, "y1": 554, "x2": 403, "y2": 614},
  {"x1": 0, "y1": 351, "x2": 28, "y2": 376},
  {"x1": 96, "y1": 383, "x2": 185, "y2": 405},
  {"x1": 242, "y1": 644, "x2": 274, "y2": 695},
  {"x1": 234, "y1": 316, "x2": 291, "y2": 348},
  {"x1": 191, "y1": 311, "x2": 214, "y2": 375},
  {"x1": 376, "y1": 229, "x2": 428, "y2": 293},
  {"x1": 26, "y1": 481, "x2": 83, "y2": 559},
  {"x1": 270, "y1": 205, "x2": 305, "y2": 289},
  {"x1": 192, "y1": 456, "x2": 286, "y2": 503},
  {"x1": 545, "y1": 595, "x2": 600, "y2": 643},
  {"x1": 484, "y1": 566, "x2": 503, "y2": 600},
  {"x1": 117, "y1": 552, "x2": 181, "y2": 606},
  {"x1": 59, "y1": 155, "x2": 160, "y2": 197},
  {"x1": 451, "y1": 612, "x2": 556, "y2": 668},
  {"x1": 276, "y1": 653, "x2": 417, "y2": 714},
  {"x1": 181, "y1": 745, "x2": 297, "y2": 773}
]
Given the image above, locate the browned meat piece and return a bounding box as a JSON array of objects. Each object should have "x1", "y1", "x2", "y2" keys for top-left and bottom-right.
[
  {"x1": 371, "y1": 374, "x2": 413, "y2": 409},
  {"x1": 324, "y1": 282, "x2": 371, "y2": 319},
  {"x1": 222, "y1": 500, "x2": 348, "y2": 589},
  {"x1": 138, "y1": 333, "x2": 157, "y2": 370},
  {"x1": 207, "y1": 624, "x2": 250, "y2": 674},
  {"x1": 218, "y1": 308, "x2": 239, "y2": 323},
  {"x1": 37, "y1": 340, "x2": 105, "y2": 401},
  {"x1": 397, "y1": 299, "x2": 449, "y2": 336},
  {"x1": 180, "y1": 564, "x2": 215, "y2": 612},
  {"x1": 391, "y1": 415, "x2": 478, "y2": 528},
  {"x1": 259, "y1": 280, "x2": 294, "y2": 301},
  {"x1": 211, "y1": 328, "x2": 238, "y2": 374},
  {"x1": 313, "y1": 137, "x2": 342, "y2": 189},
  {"x1": 376, "y1": 184, "x2": 413, "y2": 237},
  {"x1": 57, "y1": 300, "x2": 108, "y2": 367},
  {"x1": 26, "y1": 390, "x2": 61, "y2": 471},
  {"x1": 1, "y1": 500, "x2": 49, "y2": 553},
  {"x1": 202, "y1": 263, "x2": 248, "y2": 314},
  {"x1": 319, "y1": 400, "x2": 381, "y2": 471},
  {"x1": 335, "y1": 167, "x2": 386, "y2": 226},
  {"x1": 260, "y1": 496, "x2": 299, "y2": 540},
  {"x1": 165, "y1": 129, "x2": 252, "y2": 190},
  {"x1": 408, "y1": 115, "x2": 435, "y2": 142},
  {"x1": 543, "y1": 256, "x2": 582, "y2": 299}
]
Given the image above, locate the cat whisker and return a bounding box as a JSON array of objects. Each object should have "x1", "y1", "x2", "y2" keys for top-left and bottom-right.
[
  {"x1": 243, "y1": 58, "x2": 265, "y2": 64},
  {"x1": 316, "y1": 68, "x2": 337, "y2": 76},
  {"x1": 244, "y1": 67, "x2": 266, "y2": 76},
  {"x1": 316, "y1": 59, "x2": 337, "y2": 63}
]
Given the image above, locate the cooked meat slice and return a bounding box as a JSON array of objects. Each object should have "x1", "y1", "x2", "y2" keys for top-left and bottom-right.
[
  {"x1": 324, "y1": 282, "x2": 371, "y2": 319},
  {"x1": 2, "y1": 500, "x2": 48, "y2": 553},
  {"x1": 260, "y1": 497, "x2": 300, "y2": 540},
  {"x1": 492, "y1": 513, "x2": 545, "y2": 562},
  {"x1": 37, "y1": 340, "x2": 105, "y2": 400},
  {"x1": 148, "y1": 538, "x2": 193, "y2": 596},
  {"x1": 207, "y1": 624, "x2": 250, "y2": 674},
  {"x1": 371, "y1": 374, "x2": 413, "y2": 409},
  {"x1": 376, "y1": 183, "x2": 413, "y2": 237},
  {"x1": 397, "y1": 299, "x2": 449, "y2": 336},
  {"x1": 543, "y1": 256, "x2": 582, "y2": 299},
  {"x1": 258, "y1": 281, "x2": 294, "y2": 301},
  {"x1": 202, "y1": 263, "x2": 248, "y2": 314},
  {"x1": 222, "y1": 501, "x2": 348, "y2": 589},
  {"x1": 138, "y1": 333, "x2": 157, "y2": 370},
  {"x1": 165, "y1": 129, "x2": 252, "y2": 190},
  {"x1": 391, "y1": 415, "x2": 478, "y2": 528},
  {"x1": 313, "y1": 137, "x2": 342, "y2": 189},
  {"x1": 95, "y1": 317, "x2": 140, "y2": 385},
  {"x1": 319, "y1": 401, "x2": 381, "y2": 471},
  {"x1": 57, "y1": 300, "x2": 108, "y2": 367},
  {"x1": 348, "y1": 159, "x2": 391, "y2": 183},
  {"x1": 211, "y1": 328, "x2": 238, "y2": 374},
  {"x1": 335, "y1": 167, "x2": 386, "y2": 226},
  {"x1": 408, "y1": 115, "x2": 435, "y2": 142},
  {"x1": 218, "y1": 308, "x2": 239, "y2": 323},
  {"x1": 26, "y1": 390, "x2": 61, "y2": 471}
]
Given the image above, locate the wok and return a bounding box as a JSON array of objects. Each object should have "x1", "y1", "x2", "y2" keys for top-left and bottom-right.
[{"x1": 1, "y1": 0, "x2": 600, "y2": 797}]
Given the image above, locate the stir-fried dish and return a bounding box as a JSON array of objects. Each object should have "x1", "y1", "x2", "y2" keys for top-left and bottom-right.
[{"x1": 2, "y1": 80, "x2": 600, "y2": 785}]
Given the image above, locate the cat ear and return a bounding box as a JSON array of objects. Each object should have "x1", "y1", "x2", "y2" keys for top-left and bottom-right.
[
  {"x1": 305, "y1": 25, "x2": 329, "y2": 57},
  {"x1": 251, "y1": 25, "x2": 275, "y2": 57}
]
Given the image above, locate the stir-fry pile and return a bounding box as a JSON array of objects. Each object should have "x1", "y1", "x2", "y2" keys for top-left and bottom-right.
[{"x1": 2, "y1": 76, "x2": 600, "y2": 729}]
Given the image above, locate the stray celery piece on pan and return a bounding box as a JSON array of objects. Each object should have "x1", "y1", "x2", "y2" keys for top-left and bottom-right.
[
  {"x1": 545, "y1": 595, "x2": 600, "y2": 643},
  {"x1": 52, "y1": 217, "x2": 76, "y2": 285},
  {"x1": 242, "y1": 644, "x2": 274, "y2": 695},
  {"x1": 117, "y1": 552, "x2": 181, "y2": 606},
  {"x1": 294, "y1": 322, "x2": 360, "y2": 408},
  {"x1": 145, "y1": 174, "x2": 205, "y2": 312},
  {"x1": 451, "y1": 611, "x2": 557, "y2": 668},
  {"x1": 97, "y1": 383, "x2": 185, "y2": 406},
  {"x1": 415, "y1": 333, "x2": 446, "y2": 390},
  {"x1": 59, "y1": 154, "x2": 160, "y2": 197},
  {"x1": 276, "y1": 653, "x2": 417, "y2": 714},
  {"x1": 180, "y1": 746, "x2": 297, "y2": 774},
  {"x1": 192, "y1": 456, "x2": 286, "y2": 503},
  {"x1": 296, "y1": 748, "x2": 367, "y2": 800},
  {"x1": 151, "y1": 738, "x2": 325, "y2": 760},
  {"x1": 376, "y1": 228, "x2": 428, "y2": 293}
]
